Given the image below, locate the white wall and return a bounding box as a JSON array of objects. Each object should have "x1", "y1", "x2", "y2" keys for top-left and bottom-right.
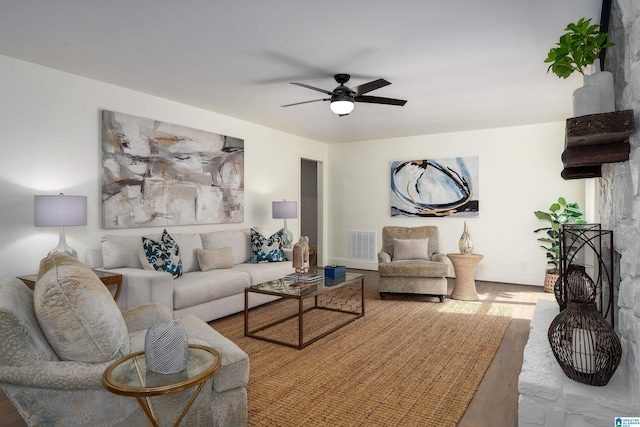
[
  {"x1": 0, "y1": 53, "x2": 588, "y2": 287},
  {"x1": 327, "y1": 124, "x2": 586, "y2": 286},
  {"x1": 0, "y1": 55, "x2": 327, "y2": 278}
]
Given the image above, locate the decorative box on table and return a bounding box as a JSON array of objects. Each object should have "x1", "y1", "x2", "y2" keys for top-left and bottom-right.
[{"x1": 324, "y1": 265, "x2": 346, "y2": 279}]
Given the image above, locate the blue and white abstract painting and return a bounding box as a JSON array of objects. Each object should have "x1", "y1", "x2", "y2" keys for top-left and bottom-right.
[{"x1": 390, "y1": 157, "x2": 479, "y2": 218}]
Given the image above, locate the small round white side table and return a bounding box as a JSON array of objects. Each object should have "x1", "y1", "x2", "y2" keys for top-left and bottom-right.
[{"x1": 447, "y1": 253, "x2": 484, "y2": 301}]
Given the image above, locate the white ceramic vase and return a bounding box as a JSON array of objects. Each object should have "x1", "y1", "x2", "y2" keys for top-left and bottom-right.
[
  {"x1": 572, "y1": 68, "x2": 615, "y2": 117},
  {"x1": 572, "y1": 75, "x2": 601, "y2": 117},
  {"x1": 586, "y1": 70, "x2": 615, "y2": 113}
]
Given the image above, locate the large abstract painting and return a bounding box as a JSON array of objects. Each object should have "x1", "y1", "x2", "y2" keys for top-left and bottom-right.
[
  {"x1": 390, "y1": 157, "x2": 479, "y2": 218},
  {"x1": 102, "y1": 110, "x2": 244, "y2": 228}
]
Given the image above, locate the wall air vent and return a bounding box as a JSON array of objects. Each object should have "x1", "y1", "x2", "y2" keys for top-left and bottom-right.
[{"x1": 349, "y1": 230, "x2": 377, "y2": 261}]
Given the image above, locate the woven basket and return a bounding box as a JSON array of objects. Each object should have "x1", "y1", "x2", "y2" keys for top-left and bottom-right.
[
  {"x1": 145, "y1": 318, "x2": 188, "y2": 374},
  {"x1": 544, "y1": 271, "x2": 559, "y2": 293}
]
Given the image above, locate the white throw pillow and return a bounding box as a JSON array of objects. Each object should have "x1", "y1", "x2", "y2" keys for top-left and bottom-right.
[
  {"x1": 171, "y1": 233, "x2": 203, "y2": 273},
  {"x1": 393, "y1": 238, "x2": 430, "y2": 260},
  {"x1": 101, "y1": 235, "x2": 144, "y2": 269},
  {"x1": 200, "y1": 228, "x2": 252, "y2": 265}
]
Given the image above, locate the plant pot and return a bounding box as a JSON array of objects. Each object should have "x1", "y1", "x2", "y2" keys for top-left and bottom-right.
[
  {"x1": 544, "y1": 270, "x2": 559, "y2": 293},
  {"x1": 573, "y1": 75, "x2": 601, "y2": 117},
  {"x1": 572, "y1": 71, "x2": 615, "y2": 117},
  {"x1": 585, "y1": 70, "x2": 615, "y2": 113}
]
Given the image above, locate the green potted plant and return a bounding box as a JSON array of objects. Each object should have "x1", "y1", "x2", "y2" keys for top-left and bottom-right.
[
  {"x1": 544, "y1": 17, "x2": 615, "y2": 116},
  {"x1": 534, "y1": 197, "x2": 586, "y2": 292},
  {"x1": 544, "y1": 17, "x2": 614, "y2": 79}
]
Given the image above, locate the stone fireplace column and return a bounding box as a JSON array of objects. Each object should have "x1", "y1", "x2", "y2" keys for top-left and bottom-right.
[{"x1": 600, "y1": 0, "x2": 640, "y2": 401}]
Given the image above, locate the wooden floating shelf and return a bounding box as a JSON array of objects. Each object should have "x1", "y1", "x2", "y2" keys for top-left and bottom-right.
[
  {"x1": 561, "y1": 165, "x2": 602, "y2": 180},
  {"x1": 562, "y1": 141, "x2": 630, "y2": 167},
  {"x1": 566, "y1": 109, "x2": 634, "y2": 147},
  {"x1": 561, "y1": 109, "x2": 635, "y2": 180}
]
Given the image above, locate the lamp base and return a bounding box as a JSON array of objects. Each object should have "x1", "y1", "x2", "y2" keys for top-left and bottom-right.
[
  {"x1": 282, "y1": 219, "x2": 293, "y2": 248},
  {"x1": 48, "y1": 227, "x2": 78, "y2": 259},
  {"x1": 282, "y1": 228, "x2": 293, "y2": 248}
]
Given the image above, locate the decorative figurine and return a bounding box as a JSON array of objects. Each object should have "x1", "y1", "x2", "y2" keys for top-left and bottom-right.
[{"x1": 293, "y1": 236, "x2": 310, "y2": 275}]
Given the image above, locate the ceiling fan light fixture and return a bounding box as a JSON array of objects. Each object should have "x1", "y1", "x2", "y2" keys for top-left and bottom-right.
[{"x1": 330, "y1": 99, "x2": 354, "y2": 115}]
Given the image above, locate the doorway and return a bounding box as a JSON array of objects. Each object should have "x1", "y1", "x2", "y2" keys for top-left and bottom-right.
[{"x1": 300, "y1": 158, "x2": 323, "y2": 267}]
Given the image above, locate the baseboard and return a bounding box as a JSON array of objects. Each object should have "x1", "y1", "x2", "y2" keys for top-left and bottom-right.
[
  {"x1": 328, "y1": 257, "x2": 544, "y2": 286},
  {"x1": 476, "y1": 269, "x2": 543, "y2": 287},
  {"x1": 327, "y1": 258, "x2": 377, "y2": 271}
]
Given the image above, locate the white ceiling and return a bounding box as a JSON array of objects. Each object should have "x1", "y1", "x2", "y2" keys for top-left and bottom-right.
[{"x1": 0, "y1": 0, "x2": 603, "y2": 143}]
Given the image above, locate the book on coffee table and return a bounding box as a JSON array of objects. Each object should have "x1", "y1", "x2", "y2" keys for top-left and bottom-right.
[{"x1": 285, "y1": 272, "x2": 323, "y2": 282}]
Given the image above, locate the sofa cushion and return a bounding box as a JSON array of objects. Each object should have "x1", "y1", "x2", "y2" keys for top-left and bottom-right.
[
  {"x1": 141, "y1": 229, "x2": 183, "y2": 278},
  {"x1": 196, "y1": 247, "x2": 234, "y2": 271},
  {"x1": 233, "y1": 261, "x2": 295, "y2": 285},
  {"x1": 393, "y1": 238, "x2": 430, "y2": 260},
  {"x1": 171, "y1": 233, "x2": 203, "y2": 273},
  {"x1": 173, "y1": 269, "x2": 251, "y2": 311},
  {"x1": 33, "y1": 254, "x2": 129, "y2": 363},
  {"x1": 101, "y1": 235, "x2": 143, "y2": 269},
  {"x1": 200, "y1": 228, "x2": 252, "y2": 265},
  {"x1": 378, "y1": 259, "x2": 450, "y2": 278},
  {"x1": 250, "y1": 228, "x2": 285, "y2": 263}
]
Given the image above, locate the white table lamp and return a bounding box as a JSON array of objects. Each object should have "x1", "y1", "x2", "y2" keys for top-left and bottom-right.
[
  {"x1": 272, "y1": 200, "x2": 297, "y2": 247},
  {"x1": 34, "y1": 193, "x2": 87, "y2": 258}
]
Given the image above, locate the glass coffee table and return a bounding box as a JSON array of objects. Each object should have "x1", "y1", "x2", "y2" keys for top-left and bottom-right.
[
  {"x1": 102, "y1": 344, "x2": 220, "y2": 427},
  {"x1": 244, "y1": 272, "x2": 365, "y2": 349}
]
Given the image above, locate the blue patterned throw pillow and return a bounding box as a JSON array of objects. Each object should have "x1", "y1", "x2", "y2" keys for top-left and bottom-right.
[
  {"x1": 142, "y1": 229, "x2": 183, "y2": 278},
  {"x1": 250, "y1": 228, "x2": 285, "y2": 263}
]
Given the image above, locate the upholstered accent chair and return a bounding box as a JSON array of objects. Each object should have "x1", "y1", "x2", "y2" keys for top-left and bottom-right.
[
  {"x1": 377, "y1": 226, "x2": 450, "y2": 302},
  {"x1": 0, "y1": 254, "x2": 248, "y2": 426}
]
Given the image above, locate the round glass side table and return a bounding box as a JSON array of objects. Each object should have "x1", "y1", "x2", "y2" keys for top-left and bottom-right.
[{"x1": 102, "y1": 344, "x2": 221, "y2": 427}]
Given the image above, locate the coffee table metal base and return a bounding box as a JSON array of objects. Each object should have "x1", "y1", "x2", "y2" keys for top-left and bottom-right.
[{"x1": 244, "y1": 275, "x2": 364, "y2": 349}]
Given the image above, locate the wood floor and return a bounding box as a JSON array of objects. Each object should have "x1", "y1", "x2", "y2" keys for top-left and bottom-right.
[{"x1": 0, "y1": 270, "x2": 554, "y2": 427}]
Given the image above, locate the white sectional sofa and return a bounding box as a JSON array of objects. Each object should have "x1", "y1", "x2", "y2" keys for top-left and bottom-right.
[{"x1": 86, "y1": 228, "x2": 294, "y2": 322}]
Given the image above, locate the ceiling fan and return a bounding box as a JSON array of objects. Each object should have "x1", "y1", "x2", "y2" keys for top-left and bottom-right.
[{"x1": 282, "y1": 74, "x2": 407, "y2": 116}]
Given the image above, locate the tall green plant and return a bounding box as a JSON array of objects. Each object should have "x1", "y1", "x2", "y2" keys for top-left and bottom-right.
[
  {"x1": 545, "y1": 17, "x2": 614, "y2": 79},
  {"x1": 534, "y1": 197, "x2": 586, "y2": 273}
]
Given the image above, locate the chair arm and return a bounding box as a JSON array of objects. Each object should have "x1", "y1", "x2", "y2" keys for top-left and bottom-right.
[
  {"x1": 123, "y1": 303, "x2": 173, "y2": 333},
  {"x1": 431, "y1": 253, "x2": 447, "y2": 263},
  {"x1": 378, "y1": 252, "x2": 391, "y2": 263},
  {"x1": 0, "y1": 361, "x2": 111, "y2": 390}
]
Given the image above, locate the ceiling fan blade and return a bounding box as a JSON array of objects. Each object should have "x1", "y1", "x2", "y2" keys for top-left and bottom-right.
[
  {"x1": 351, "y1": 78, "x2": 391, "y2": 96},
  {"x1": 290, "y1": 82, "x2": 333, "y2": 95},
  {"x1": 355, "y1": 95, "x2": 407, "y2": 106},
  {"x1": 281, "y1": 98, "x2": 329, "y2": 107}
]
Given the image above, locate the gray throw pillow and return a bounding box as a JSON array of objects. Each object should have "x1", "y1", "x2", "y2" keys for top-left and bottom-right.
[{"x1": 393, "y1": 238, "x2": 430, "y2": 260}]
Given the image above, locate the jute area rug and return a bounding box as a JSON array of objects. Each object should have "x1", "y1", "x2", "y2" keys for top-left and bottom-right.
[{"x1": 210, "y1": 289, "x2": 513, "y2": 427}]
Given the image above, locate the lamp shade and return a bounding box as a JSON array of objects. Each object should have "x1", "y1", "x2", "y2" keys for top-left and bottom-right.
[
  {"x1": 272, "y1": 200, "x2": 297, "y2": 219},
  {"x1": 34, "y1": 194, "x2": 87, "y2": 227},
  {"x1": 330, "y1": 100, "x2": 355, "y2": 115}
]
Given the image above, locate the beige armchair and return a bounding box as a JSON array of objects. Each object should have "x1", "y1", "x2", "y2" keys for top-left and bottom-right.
[
  {"x1": 0, "y1": 254, "x2": 248, "y2": 426},
  {"x1": 377, "y1": 226, "x2": 450, "y2": 302}
]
